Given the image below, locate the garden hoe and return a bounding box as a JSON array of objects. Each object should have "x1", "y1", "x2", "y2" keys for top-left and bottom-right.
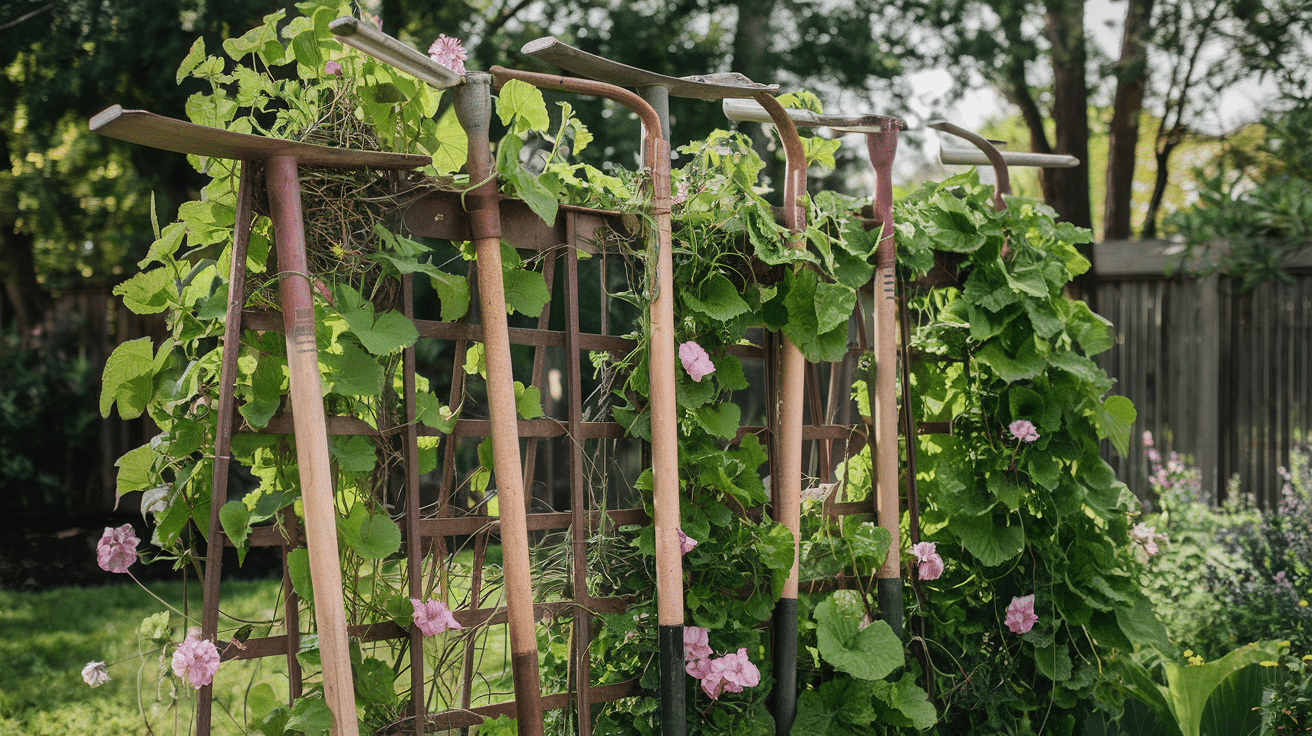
[
  {"x1": 90, "y1": 105, "x2": 432, "y2": 736},
  {"x1": 510, "y1": 41, "x2": 809, "y2": 736},
  {"x1": 723, "y1": 98, "x2": 910, "y2": 640},
  {"x1": 330, "y1": 17, "x2": 549, "y2": 735}
]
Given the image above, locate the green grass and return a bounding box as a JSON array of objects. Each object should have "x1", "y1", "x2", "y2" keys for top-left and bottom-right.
[
  {"x1": 0, "y1": 576, "x2": 288, "y2": 736},
  {"x1": 0, "y1": 557, "x2": 523, "y2": 735}
]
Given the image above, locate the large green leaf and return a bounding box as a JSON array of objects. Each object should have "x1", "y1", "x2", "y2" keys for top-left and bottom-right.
[
  {"x1": 815, "y1": 590, "x2": 904, "y2": 680},
  {"x1": 219, "y1": 500, "x2": 252, "y2": 564},
  {"x1": 338, "y1": 505, "x2": 401, "y2": 560},
  {"x1": 100, "y1": 337, "x2": 156, "y2": 419},
  {"x1": 1094, "y1": 395, "x2": 1137, "y2": 456},
  {"x1": 683, "y1": 273, "x2": 751, "y2": 322},
  {"x1": 954, "y1": 512, "x2": 1025, "y2": 566}
]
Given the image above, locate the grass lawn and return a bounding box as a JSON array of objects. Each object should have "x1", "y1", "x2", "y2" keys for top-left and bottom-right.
[
  {"x1": 0, "y1": 576, "x2": 289, "y2": 736},
  {"x1": 0, "y1": 553, "x2": 520, "y2": 736}
]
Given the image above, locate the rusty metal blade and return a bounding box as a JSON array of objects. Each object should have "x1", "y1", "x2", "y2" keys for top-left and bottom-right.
[
  {"x1": 89, "y1": 106, "x2": 430, "y2": 169},
  {"x1": 721, "y1": 98, "x2": 905, "y2": 134},
  {"x1": 330, "y1": 17, "x2": 464, "y2": 90},
  {"x1": 520, "y1": 37, "x2": 776, "y2": 99}
]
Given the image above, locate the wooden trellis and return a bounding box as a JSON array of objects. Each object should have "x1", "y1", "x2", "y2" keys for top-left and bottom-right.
[{"x1": 89, "y1": 17, "x2": 1079, "y2": 736}]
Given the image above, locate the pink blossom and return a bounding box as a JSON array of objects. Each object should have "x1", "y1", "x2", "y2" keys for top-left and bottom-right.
[
  {"x1": 683, "y1": 625, "x2": 712, "y2": 663},
  {"x1": 911, "y1": 541, "x2": 944, "y2": 581},
  {"x1": 1005, "y1": 594, "x2": 1038, "y2": 634},
  {"x1": 1130, "y1": 523, "x2": 1168, "y2": 557},
  {"x1": 1008, "y1": 419, "x2": 1039, "y2": 443},
  {"x1": 1142, "y1": 430, "x2": 1154, "y2": 448},
  {"x1": 82, "y1": 660, "x2": 110, "y2": 687},
  {"x1": 427, "y1": 35, "x2": 467, "y2": 75},
  {"x1": 96, "y1": 524, "x2": 139, "y2": 574},
  {"x1": 411, "y1": 598, "x2": 463, "y2": 636},
  {"x1": 698, "y1": 648, "x2": 760, "y2": 700},
  {"x1": 678, "y1": 341, "x2": 715, "y2": 382},
  {"x1": 678, "y1": 528, "x2": 698, "y2": 556},
  {"x1": 324, "y1": 60, "x2": 343, "y2": 77},
  {"x1": 171, "y1": 630, "x2": 220, "y2": 689}
]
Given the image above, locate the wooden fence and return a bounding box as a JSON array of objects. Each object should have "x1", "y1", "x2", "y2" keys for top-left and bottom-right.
[
  {"x1": 1095, "y1": 239, "x2": 1312, "y2": 508},
  {"x1": 18, "y1": 285, "x2": 166, "y2": 516}
]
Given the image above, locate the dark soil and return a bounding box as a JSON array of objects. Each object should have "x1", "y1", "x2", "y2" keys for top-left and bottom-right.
[{"x1": 0, "y1": 514, "x2": 281, "y2": 591}]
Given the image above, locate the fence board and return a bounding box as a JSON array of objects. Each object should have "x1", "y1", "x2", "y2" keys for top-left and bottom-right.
[{"x1": 1095, "y1": 240, "x2": 1312, "y2": 508}]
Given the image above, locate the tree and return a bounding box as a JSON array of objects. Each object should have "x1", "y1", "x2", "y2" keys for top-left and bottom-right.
[
  {"x1": 0, "y1": 0, "x2": 281, "y2": 337},
  {"x1": 1103, "y1": 0, "x2": 1155, "y2": 240}
]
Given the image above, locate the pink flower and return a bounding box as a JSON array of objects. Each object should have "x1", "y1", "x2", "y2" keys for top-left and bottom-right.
[
  {"x1": 1142, "y1": 430, "x2": 1154, "y2": 448},
  {"x1": 911, "y1": 541, "x2": 944, "y2": 581},
  {"x1": 683, "y1": 625, "x2": 713, "y2": 663},
  {"x1": 96, "y1": 524, "x2": 139, "y2": 574},
  {"x1": 171, "y1": 630, "x2": 220, "y2": 689},
  {"x1": 1005, "y1": 594, "x2": 1038, "y2": 634},
  {"x1": 1130, "y1": 523, "x2": 1168, "y2": 557},
  {"x1": 324, "y1": 60, "x2": 343, "y2": 77},
  {"x1": 411, "y1": 598, "x2": 463, "y2": 636},
  {"x1": 678, "y1": 341, "x2": 715, "y2": 382},
  {"x1": 698, "y1": 648, "x2": 760, "y2": 700},
  {"x1": 1008, "y1": 419, "x2": 1039, "y2": 443},
  {"x1": 427, "y1": 34, "x2": 467, "y2": 75},
  {"x1": 678, "y1": 528, "x2": 698, "y2": 556},
  {"x1": 82, "y1": 660, "x2": 110, "y2": 687}
]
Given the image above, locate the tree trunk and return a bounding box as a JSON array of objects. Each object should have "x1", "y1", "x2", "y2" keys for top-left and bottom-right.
[
  {"x1": 1140, "y1": 143, "x2": 1177, "y2": 239},
  {"x1": 733, "y1": 0, "x2": 781, "y2": 198},
  {"x1": 1, "y1": 224, "x2": 50, "y2": 347},
  {"x1": 1103, "y1": 0, "x2": 1155, "y2": 240},
  {"x1": 1043, "y1": 0, "x2": 1096, "y2": 307}
]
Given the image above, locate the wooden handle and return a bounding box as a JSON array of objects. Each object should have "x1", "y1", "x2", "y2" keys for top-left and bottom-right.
[{"x1": 266, "y1": 155, "x2": 360, "y2": 736}]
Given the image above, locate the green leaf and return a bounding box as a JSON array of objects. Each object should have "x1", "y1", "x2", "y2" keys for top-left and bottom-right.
[
  {"x1": 114, "y1": 267, "x2": 175, "y2": 315},
  {"x1": 502, "y1": 251, "x2": 551, "y2": 317},
  {"x1": 954, "y1": 512, "x2": 1025, "y2": 566},
  {"x1": 240, "y1": 354, "x2": 284, "y2": 428},
  {"x1": 683, "y1": 273, "x2": 751, "y2": 322},
  {"x1": 138, "y1": 611, "x2": 172, "y2": 644},
  {"x1": 464, "y1": 343, "x2": 486, "y2": 378},
  {"x1": 321, "y1": 342, "x2": 384, "y2": 397},
  {"x1": 330, "y1": 435, "x2": 377, "y2": 474},
  {"x1": 496, "y1": 79, "x2": 551, "y2": 133},
  {"x1": 514, "y1": 381, "x2": 544, "y2": 419},
  {"x1": 480, "y1": 715, "x2": 519, "y2": 736},
  {"x1": 219, "y1": 501, "x2": 252, "y2": 564},
  {"x1": 176, "y1": 37, "x2": 205, "y2": 84},
  {"x1": 429, "y1": 107, "x2": 468, "y2": 176},
  {"x1": 695, "y1": 402, "x2": 741, "y2": 440},
  {"x1": 888, "y1": 674, "x2": 938, "y2": 729},
  {"x1": 338, "y1": 505, "x2": 401, "y2": 560},
  {"x1": 1095, "y1": 395, "x2": 1137, "y2": 456},
  {"x1": 1161, "y1": 643, "x2": 1282, "y2": 736},
  {"x1": 416, "y1": 392, "x2": 458, "y2": 433},
  {"x1": 114, "y1": 444, "x2": 155, "y2": 498},
  {"x1": 430, "y1": 270, "x2": 470, "y2": 322},
  {"x1": 100, "y1": 337, "x2": 155, "y2": 419},
  {"x1": 1035, "y1": 642, "x2": 1072, "y2": 681},
  {"x1": 815, "y1": 589, "x2": 904, "y2": 680},
  {"x1": 975, "y1": 338, "x2": 1044, "y2": 383},
  {"x1": 814, "y1": 280, "x2": 857, "y2": 334},
  {"x1": 1115, "y1": 594, "x2": 1176, "y2": 656},
  {"x1": 286, "y1": 695, "x2": 334, "y2": 736},
  {"x1": 332, "y1": 283, "x2": 418, "y2": 355},
  {"x1": 287, "y1": 548, "x2": 314, "y2": 603}
]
